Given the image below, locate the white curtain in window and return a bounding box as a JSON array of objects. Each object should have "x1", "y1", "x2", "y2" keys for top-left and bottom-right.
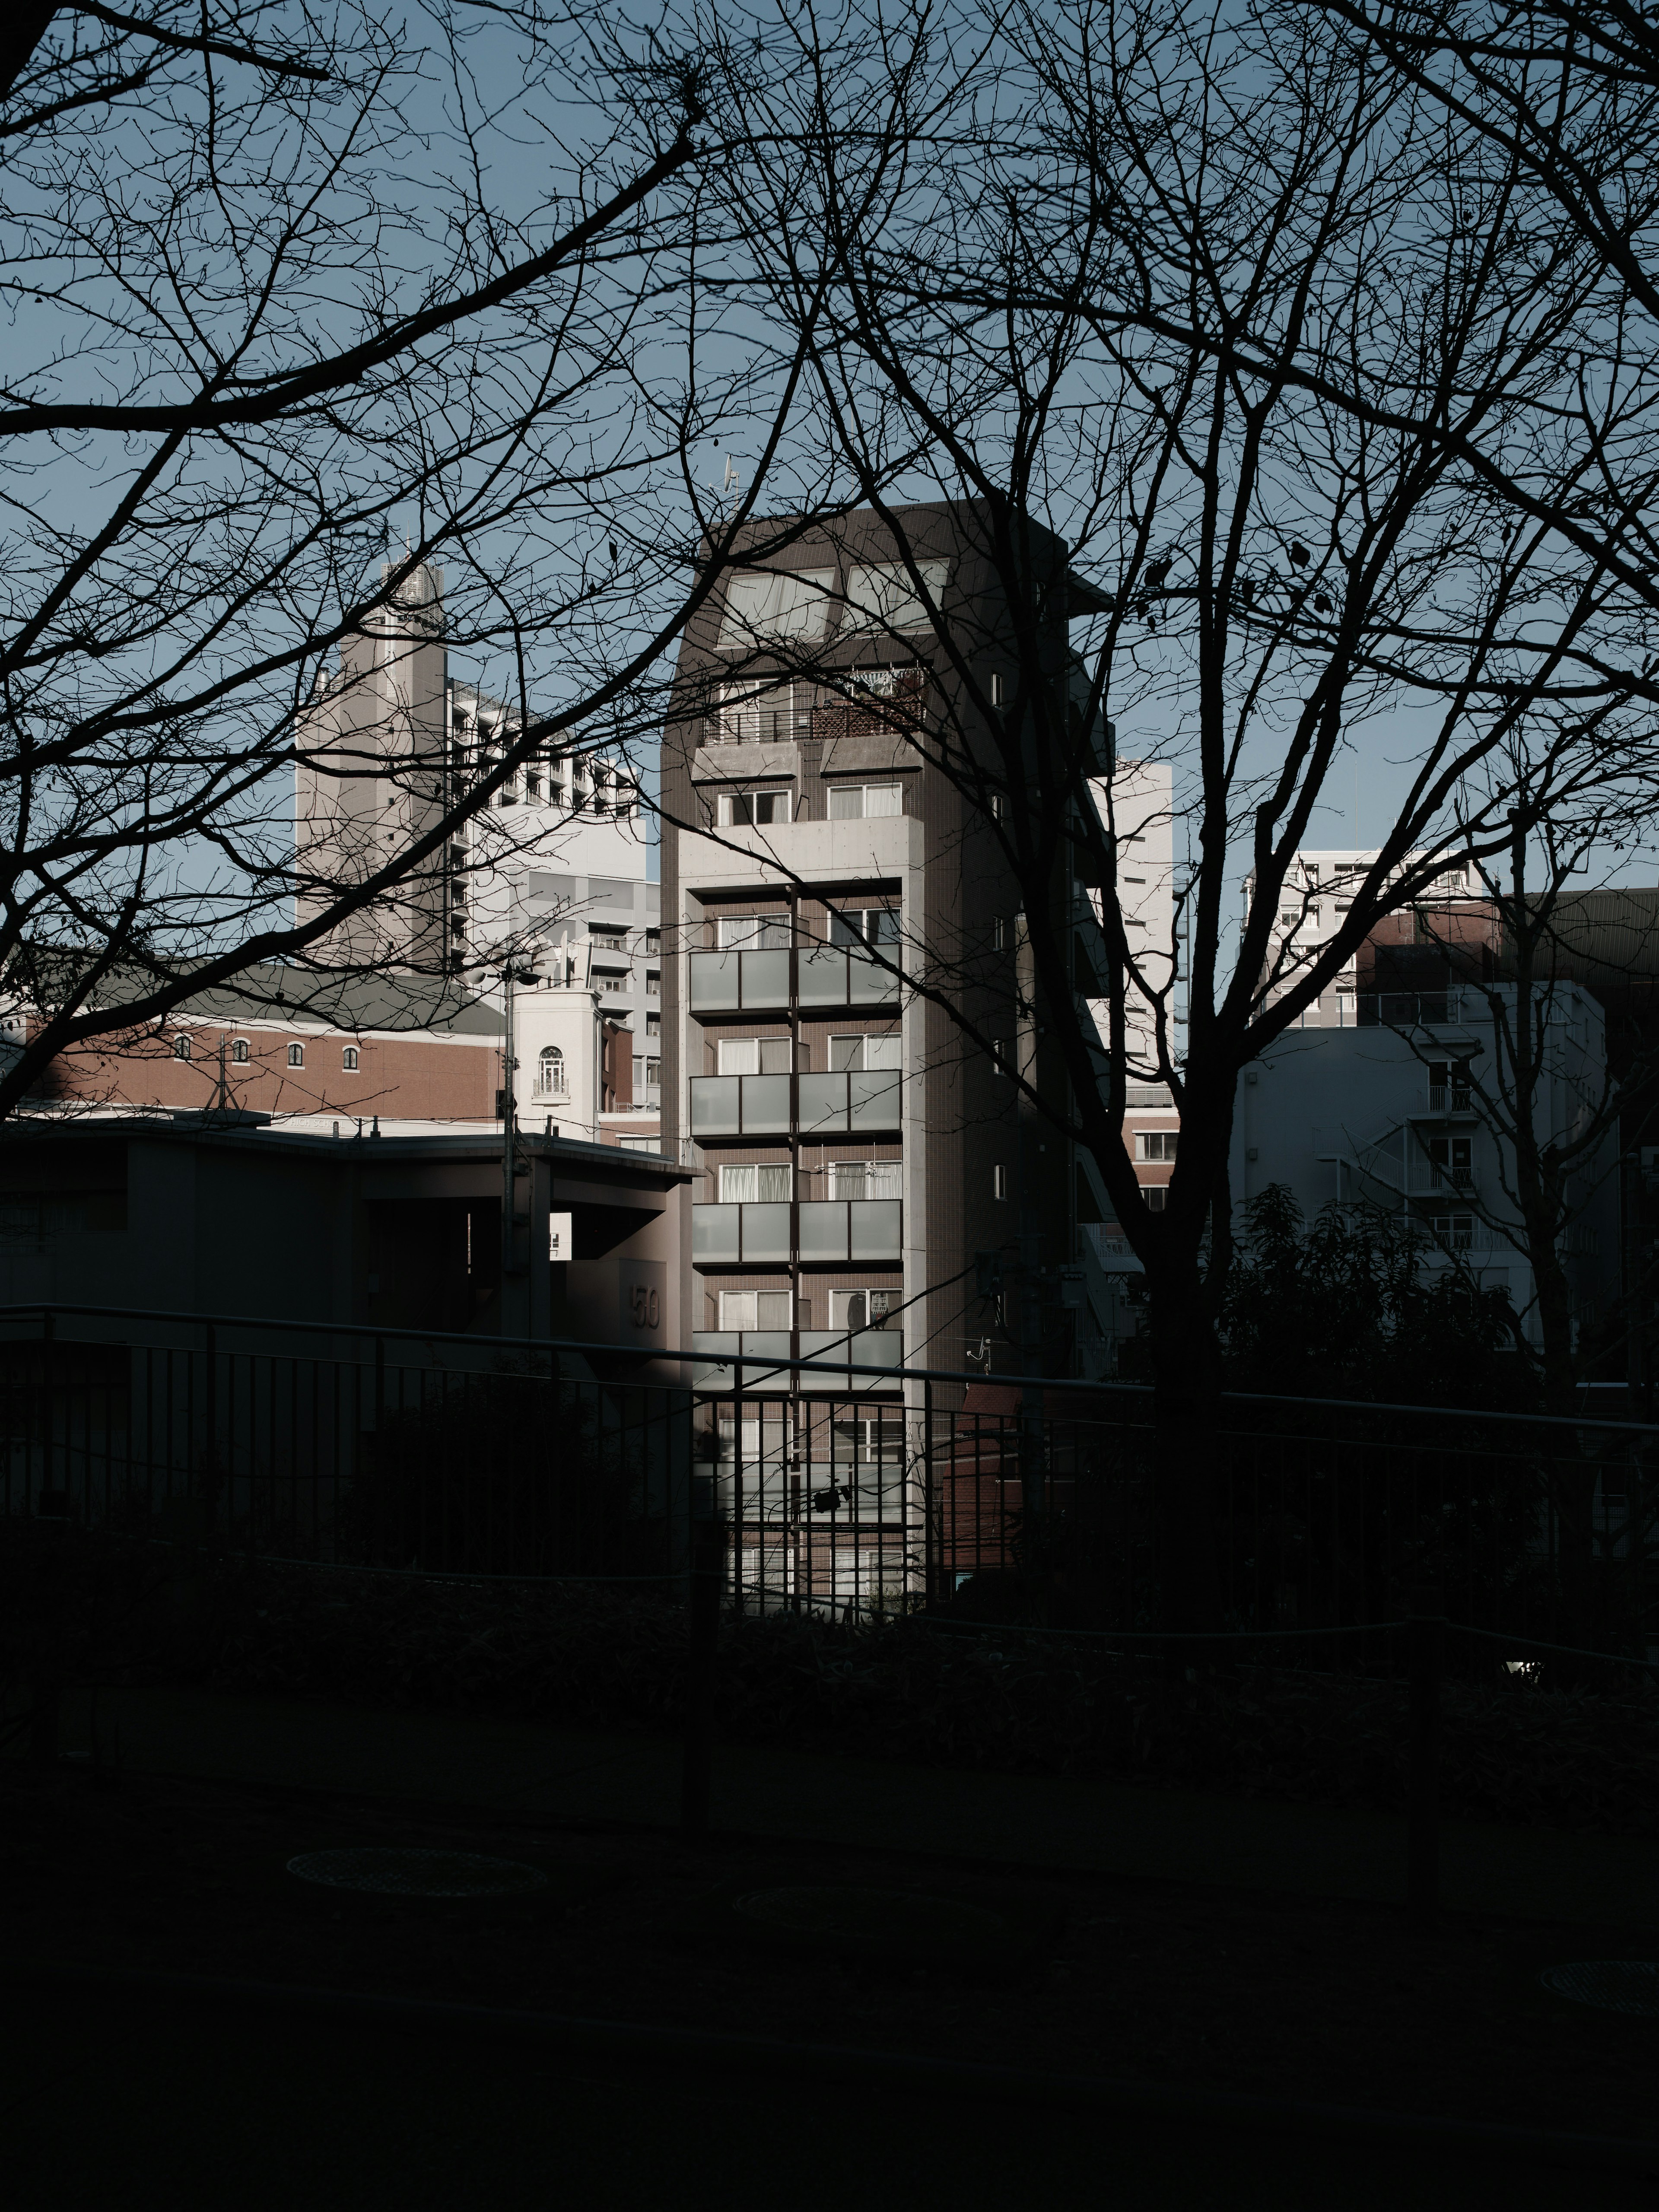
[
  {"x1": 841, "y1": 560, "x2": 950, "y2": 632},
  {"x1": 863, "y1": 1033, "x2": 902, "y2": 1071},
  {"x1": 864, "y1": 783, "x2": 901, "y2": 817},
  {"x1": 717, "y1": 569, "x2": 834, "y2": 647},
  {"x1": 718, "y1": 1038, "x2": 761, "y2": 1076}
]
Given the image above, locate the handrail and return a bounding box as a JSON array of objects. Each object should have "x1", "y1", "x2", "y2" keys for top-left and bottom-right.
[{"x1": 0, "y1": 1300, "x2": 1656, "y2": 1431}]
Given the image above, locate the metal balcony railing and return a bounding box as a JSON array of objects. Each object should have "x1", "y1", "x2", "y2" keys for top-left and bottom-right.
[
  {"x1": 1408, "y1": 1160, "x2": 1477, "y2": 1195},
  {"x1": 689, "y1": 1070, "x2": 901, "y2": 1139},
  {"x1": 688, "y1": 945, "x2": 899, "y2": 1016},
  {"x1": 1427, "y1": 1084, "x2": 1473, "y2": 1112},
  {"x1": 691, "y1": 1198, "x2": 903, "y2": 1265},
  {"x1": 690, "y1": 1328, "x2": 903, "y2": 1393}
]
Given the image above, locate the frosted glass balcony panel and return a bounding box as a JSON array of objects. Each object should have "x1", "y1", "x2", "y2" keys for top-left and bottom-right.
[
  {"x1": 848, "y1": 1330, "x2": 903, "y2": 1388},
  {"x1": 798, "y1": 1200, "x2": 849, "y2": 1261},
  {"x1": 690, "y1": 1076, "x2": 741, "y2": 1135},
  {"x1": 848, "y1": 1069, "x2": 902, "y2": 1129},
  {"x1": 848, "y1": 1198, "x2": 903, "y2": 1261},
  {"x1": 692, "y1": 1204, "x2": 741, "y2": 1262},
  {"x1": 847, "y1": 947, "x2": 901, "y2": 1005},
  {"x1": 797, "y1": 1072, "x2": 849, "y2": 1134},
  {"x1": 739, "y1": 948, "x2": 791, "y2": 1007},
  {"x1": 689, "y1": 951, "x2": 740, "y2": 1011},
  {"x1": 741, "y1": 1202, "x2": 792, "y2": 1262},
  {"x1": 740, "y1": 1073, "x2": 792, "y2": 1133},
  {"x1": 796, "y1": 1330, "x2": 848, "y2": 1392},
  {"x1": 796, "y1": 946, "x2": 850, "y2": 1007}
]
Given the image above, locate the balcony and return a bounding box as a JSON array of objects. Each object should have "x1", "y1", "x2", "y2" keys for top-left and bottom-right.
[
  {"x1": 692, "y1": 1202, "x2": 793, "y2": 1263},
  {"x1": 797, "y1": 1069, "x2": 901, "y2": 1134},
  {"x1": 800, "y1": 1198, "x2": 902, "y2": 1261},
  {"x1": 687, "y1": 944, "x2": 900, "y2": 1014},
  {"x1": 690, "y1": 1330, "x2": 903, "y2": 1393},
  {"x1": 688, "y1": 1070, "x2": 900, "y2": 1138},
  {"x1": 692, "y1": 1198, "x2": 903, "y2": 1265},
  {"x1": 798, "y1": 945, "x2": 900, "y2": 1008},
  {"x1": 689, "y1": 1073, "x2": 792, "y2": 1137},
  {"x1": 690, "y1": 949, "x2": 790, "y2": 1013},
  {"x1": 1426, "y1": 1084, "x2": 1473, "y2": 1113},
  {"x1": 1407, "y1": 1159, "x2": 1478, "y2": 1197}
]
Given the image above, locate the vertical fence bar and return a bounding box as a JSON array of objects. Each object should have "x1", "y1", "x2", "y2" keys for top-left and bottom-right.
[
  {"x1": 1407, "y1": 1590, "x2": 1444, "y2": 1923},
  {"x1": 680, "y1": 1510, "x2": 726, "y2": 1836}
]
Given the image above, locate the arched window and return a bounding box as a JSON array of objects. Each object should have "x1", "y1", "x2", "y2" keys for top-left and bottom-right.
[
  {"x1": 173, "y1": 1035, "x2": 191, "y2": 1061},
  {"x1": 231, "y1": 1039, "x2": 250, "y2": 1065},
  {"x1": 287, "y1": 1042, "x2": 304, "y2": 1068},
  {"x1": 536, "y1": 1045, "x2": 565, "y2": 1096},
  {"x1": 342, "y1": 1046, "x2": 359, "y2": 1072}
]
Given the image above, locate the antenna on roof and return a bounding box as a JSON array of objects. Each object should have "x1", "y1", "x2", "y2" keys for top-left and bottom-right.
[{"x1": 722, "y1": 455, "x2": 742, "y2": 518}]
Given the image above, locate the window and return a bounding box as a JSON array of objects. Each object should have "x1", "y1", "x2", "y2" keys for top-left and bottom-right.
[
  {"x1": 287, "y1": 1042, "x2": 304, "y2": 1068},
  {"x1": 717, "y1": 914, "x2": 791, "y2": 950},
  {"x1": 717, "y1": 788, "x2": 791, "y2": 827},
  {"x1": 589, "y1": 930, "x2": 627, "y2": 951},
  {"x1": 537, "y1": 1045, "x2": 566, "y2": 1095},
  {"x1": 719, "y1": 1289, "x2": 793, "y2": 1330},
  {"x1": 830, "y1": 1288, "x2": 893, "y2": 1330},
  {"x1": 830, "y1": 1160, "x2": 902, "y2": 1200},
  {"x1": 829, "y1": 1033, "x2": 902, "y2": 1072},
  {"x1": 1433, "y1": 1212, "x2": 1474, "y2": 1251},
  {"x1": 828, "y1": 783, "x2": 902, "y2": 820},
  {"x1": 1136, "y1": 1130, "x2": 1179, "y2": 1161},
  {"x1": 618, "y1": 1136, "x2": 661, "y2": 1152},
  {"x1": 993, "y1": 1164, "x2": 1008, "y2": 1200},
  {"x1": 990, "y1": 671, "x2": 1007, "y2": 707},
  {"x1": 645, "y1": 973, "x2": 660, "y2": 997},
  {"x1": 645, "y1": 1057, "x2": 661, "y2": 1087},
  {"x1": 526, "y1": 770, "x2": 542, "y2": 801},
  {"x1": 1279, "y1": 910, "x2": 1297, "y2": 928},
  {"x1": 173, "y1": 1035, "x2": 191, "y2": 1061},
  {"x1": 829, "y1": 907, "x2": 899, "y2": 947},
  {"x1": 1140, "y1": 1182, "x2": 1168, "y2": 1213},
  {"x1": 231, "y1": 1039, "x2": 250, "y2": 1065},
  {"x1": 1426, "y1": 1134, "x2": 1473, "y2": 1186},
  {"x1": 718, "y1": 1036, "x2": 791, "y2": 1075},
  {"x1": 717, "y1": 680, "x2": 799, "y2": 744},
  {"x1": 841, "y1": 559, "x2": 950, "y2": 632},
  {"x1": 342, "y1": 1046, "x2": 359, "y2": 1072},
  {"x1": 993, "y1": 917, "x2": 1008, "y2": 952},
  {"x1": 719, "y1": 1163, "x2": 792, "y2": 1203},
  {"x1": 1427, "y1": 1060, "x2": 1472, "y2": 1110},
  {"x1": 644, "y1": 929, "x2": 661, "y2": 956},
  {"x1": 645, "y1": 1012, "x2": 661, "y2": 1037},
  {"x1": 992, "y1": 1037, "x2": 1012, "y2": 1075},
  {"x1": 717, "y1": 571, "x2": 834, "y2": 649}
]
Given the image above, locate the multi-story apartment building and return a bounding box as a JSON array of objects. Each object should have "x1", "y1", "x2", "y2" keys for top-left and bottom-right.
[
  {"x1": 1248, "y1": 845, "x2": 1482, "y2": 1023},
  {"x1": 294, "y1": 562, "x2": 661, "y2": 1139},
  {"x1": 661, "y1": 500, "x2": 1141, "y2": 1421},
  {"x1": 1230, "y1": 979, "x2": 1618, "y2": 1340}
]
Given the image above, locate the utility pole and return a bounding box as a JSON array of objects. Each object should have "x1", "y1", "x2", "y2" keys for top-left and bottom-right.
[
  {"x1": 500, "y1": 960, "x2": 520, "y2": 1314},
  {"x1": 498, "y1": 949, "x2": 541, "y2": 1333},
  {"x1": 1014, "y1": 908, "x2": 1046, "y2": 1555}
]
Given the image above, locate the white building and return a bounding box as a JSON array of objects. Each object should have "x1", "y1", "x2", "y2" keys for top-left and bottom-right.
[
  {"x1": 1228, "y1": 980, "x2": 1619, "y2": 1342},
  {"x1": 1247, "y1": 845, "x2": 1480, "y2": 1023},
  {"x1": 295, "y1": 563, "x2": 661, "y2": 1145}
]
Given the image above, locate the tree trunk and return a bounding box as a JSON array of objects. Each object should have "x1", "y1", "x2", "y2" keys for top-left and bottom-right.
[{"x1": 1145, "y1": 1252, "x2": 1225, "y2": 1634}]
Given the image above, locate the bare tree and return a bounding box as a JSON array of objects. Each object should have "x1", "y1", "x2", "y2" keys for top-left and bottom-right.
[
  {"x1": 0, "y1": 3, "x2": 842, "y2": 1111},
  {"x1": 642, "y1": 0, "x2": 1659, "y2": 1621}
]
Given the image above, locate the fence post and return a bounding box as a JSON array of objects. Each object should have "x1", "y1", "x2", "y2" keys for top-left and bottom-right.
[
  {"x1": 680, "y1": 1513, "x2": 726, "y2": 1837},
  {"x1": 1407, "y1": 1589, "x2": 1444, "y2": 1923}
]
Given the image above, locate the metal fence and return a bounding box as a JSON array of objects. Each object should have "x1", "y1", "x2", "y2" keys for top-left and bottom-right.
[{"x1": 0, "y1": 1305, "x2": 1654, "y2": 1664}]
